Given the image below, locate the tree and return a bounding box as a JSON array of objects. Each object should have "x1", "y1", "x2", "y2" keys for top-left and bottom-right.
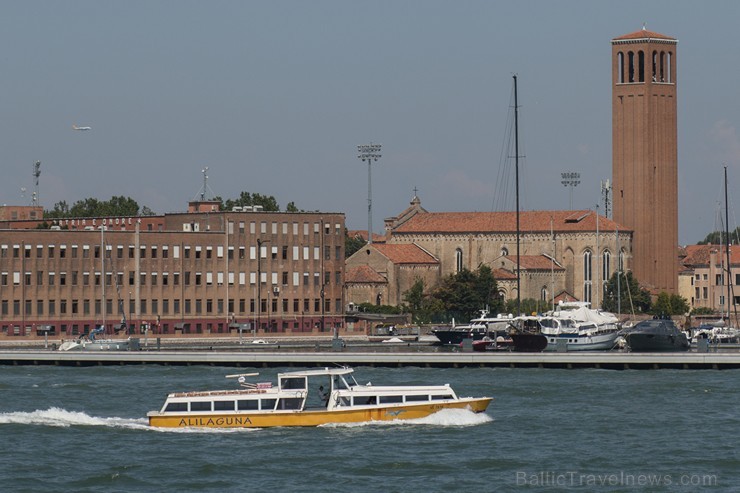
[
  {"x1": 222, "y1": 191, "x2": 281, "y2": 212},
  {"x1": 698, "y1": 227, "x2": 740, "y2": 245},
  {"x1": 345, "y1": 230, "x2": 366, "y2": 258},
  {"x1": 44, "y1": 196, "x2": 148, "y2": 219},
  {"x1": 651, "y1": 292, "x2": 690, "y2": 316},
  {"x1": 403, "y1": 278, "x2": 425, "y2": 313},
  {"x1": 355, "y1": 302, "x2": 404, "y2": 315},
  {"x1": 44, "y1": 200, "x2": 70, "y2": 219},
  {"x1": 602, "y1": 271, "x2": 652, "y2": 314},
  {"x1": 503, "y1": 298, "x2": 549, "y2": 316},
  {"x1": 430, "y1": 265, "x2": 502, "y2": 321},
  {"x1": 401, "y1": 277, "x2": 446, "y2": 323}
]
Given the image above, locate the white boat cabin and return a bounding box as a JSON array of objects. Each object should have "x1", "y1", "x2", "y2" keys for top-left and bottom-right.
[{"x1": 158, "y1": 367, "x2": 459, "y2": 415}]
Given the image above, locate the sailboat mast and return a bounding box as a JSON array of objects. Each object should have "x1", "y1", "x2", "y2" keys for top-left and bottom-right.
[
  {"x1": 724, "y1": 166, "x2": 732, "y2": 323},
  {"x1": 513, "y1": 74, "x2": 521, "y2": 315}
]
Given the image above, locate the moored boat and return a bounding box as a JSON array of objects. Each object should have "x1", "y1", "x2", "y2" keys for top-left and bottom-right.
[
  {"x1": 539, "y1": 316, "x2": 620, "y2": 351},
  {"x1": 624, "y1": 319, "x2": 690, "y2": 352},
  {"x1": 432, "y1": 310, "x2": 512, "y2": 346},
  {"x1": 508, "y1": 316, "x2": 548, "y2": 352},
  {"x1": 58, "y1": 325, "x2": 134, "y2": 351},
  {"x1": 147, "y1": 367, "x2": 492, "y2": 428}
]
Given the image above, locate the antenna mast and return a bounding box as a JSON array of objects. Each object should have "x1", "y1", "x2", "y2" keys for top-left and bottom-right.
[
  {"x1": 32, "y1": 161, "x2": 41, "y2": 206},
  {"x1": 601, "y1": 179, "x2": 611, "y2": 218},
  {"x1": 200, "y1": 167, "x2": 209, "y2": 201}
]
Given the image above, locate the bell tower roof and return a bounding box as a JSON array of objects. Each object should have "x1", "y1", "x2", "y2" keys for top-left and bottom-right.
[{"x1": 612, "y1": 27, "x2": 677, "y2": 44}]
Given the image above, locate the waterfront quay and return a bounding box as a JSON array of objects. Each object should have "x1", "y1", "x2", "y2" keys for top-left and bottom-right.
[{"x1": 1, "y1": 347, "x2": 740, "y2": 369}]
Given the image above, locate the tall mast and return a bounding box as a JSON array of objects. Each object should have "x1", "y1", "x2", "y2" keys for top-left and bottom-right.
[
  {"x1": 513, "y1": 75, "x2": 521, "y2": 315},
  {"x1": 101, "y1": 226, "x2": 105, "y2": 329},
  {"x1": 724, "y1": 166, "x2": 732, "y2": 322}
]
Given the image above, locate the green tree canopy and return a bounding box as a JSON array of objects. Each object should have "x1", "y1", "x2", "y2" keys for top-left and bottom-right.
[
  {"x1": 698, "y1": 227, "x2": 740, "y2": 245},
  {"x1": 44, "y1": 196, "x2": 149, "y2": 219},
  {"x1": 401, "y1": 277, "x2": 447, "y2": 324},
  {"x1": 651, "y1": 292, "x2": 690, "y2": 316},
  {"x1": 502, "y1": 298, "x2": 550, "y2": 316},
  {"x1": 345, "y1": 230, "x2": 366, "y2": 258},
  {"x1": 602, "y1": 270, "x2": 652, "y2": 314},
  {"x1": 221, "y1": 192, "x2": 280, "y2": 212},
  {"x1": 429, "y1": 265, "x2": 502, "y2": 321}
]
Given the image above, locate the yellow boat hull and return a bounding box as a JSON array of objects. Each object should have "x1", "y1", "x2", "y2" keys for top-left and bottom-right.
[{"x1": 148, "y1": 397, "x2": 491, "y2": 428}]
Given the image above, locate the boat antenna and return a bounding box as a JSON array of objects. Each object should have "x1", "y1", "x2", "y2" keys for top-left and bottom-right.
[{"x1": 513, "y1": 74, "x2": 521, "y2": 315}]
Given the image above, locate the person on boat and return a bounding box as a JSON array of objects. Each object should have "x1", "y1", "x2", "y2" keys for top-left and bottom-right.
[{"x1": 318, "y1": 385, "x2": 329, "y2": 405}]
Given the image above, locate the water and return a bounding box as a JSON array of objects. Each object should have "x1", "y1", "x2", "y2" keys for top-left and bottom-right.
[{"x1": 0, "y1": 365, "x2": 738, "y2": 492}]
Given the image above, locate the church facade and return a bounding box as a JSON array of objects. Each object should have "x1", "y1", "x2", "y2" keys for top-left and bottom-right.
[{"x1": 345, "y1": 196, "x2": 632, "y2": 310}]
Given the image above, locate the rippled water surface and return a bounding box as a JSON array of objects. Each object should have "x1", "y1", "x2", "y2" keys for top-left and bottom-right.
[{"x1": 0, "y1": 365, "x2": 738, "y2": 492}]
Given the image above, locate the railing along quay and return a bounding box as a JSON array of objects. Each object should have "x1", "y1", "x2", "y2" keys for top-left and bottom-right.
[{"x1": 1, "y1": 350, "x2": 740, "y2": 369}]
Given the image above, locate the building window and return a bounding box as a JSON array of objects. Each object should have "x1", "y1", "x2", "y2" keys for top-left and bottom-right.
[
  {"x1": 583, "y1": 250, "x2": 592, "y2": 303},
  {"x1": 455, "y1": 248, "x2": 463, "y2": 273}
]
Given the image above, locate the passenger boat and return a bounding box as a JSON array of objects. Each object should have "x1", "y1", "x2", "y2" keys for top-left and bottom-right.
[{"x1": 147, "y1": 367, "x2": 492, "y2": 428}]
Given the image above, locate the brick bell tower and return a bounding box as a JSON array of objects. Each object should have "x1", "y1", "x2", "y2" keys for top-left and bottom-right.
[{"x1": 612, "y1": 26, "x2": 678, "y2": 294}]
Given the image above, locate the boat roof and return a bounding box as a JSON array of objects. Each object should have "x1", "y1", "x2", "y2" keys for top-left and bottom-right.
[{"x1": 277, "y1": 367, "x2": 354, "y2": 378}]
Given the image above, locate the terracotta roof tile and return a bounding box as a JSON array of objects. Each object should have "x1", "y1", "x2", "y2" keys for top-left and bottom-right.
[
  {"x1": 393, "y1": 210, "x2": 627, "y2": 235},
  {"x1": 506, "y1": 255, "x2": 565, "y2": 271},
  {"x1": 345, "y1": 265, "x2": 386, "y2": 283},
  {"x1": 372, "y1": 243, "x2": 438, "y2": 264},
  {"x1": 493, "y1": 268, "x2": 517, "y2": 280},
  {"x1": 682, "y1": 244, "x2": 740, "y2": 267},
  {"x1": 612, "y1": 29, "x2": 676, "y2": 42}
]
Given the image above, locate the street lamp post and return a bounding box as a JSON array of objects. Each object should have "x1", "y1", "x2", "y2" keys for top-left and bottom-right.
[
  {"x1": 561, "y1": 172, "x2": 581, "y2": 210},
  {"x1": 357, "y1": 143, "x2": 381, "y2": 243}
]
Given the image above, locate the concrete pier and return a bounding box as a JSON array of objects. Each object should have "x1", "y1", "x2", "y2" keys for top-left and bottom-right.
[{"x1": 1, "y1": 350, "x2": 740, "y2": 369}]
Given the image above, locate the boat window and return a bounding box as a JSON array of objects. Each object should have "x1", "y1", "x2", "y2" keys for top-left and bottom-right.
[
  {"x1": 540, "y1": 318, "x2": 557, "y2": 329},
  {"x1": 280, "y1": 377, "x2": 306, "y2": 390},
  {"x1": 379, "y1": 395, "x2": 403, "y2": 404},
  {"x1": 260, "y1": 399, "x2": 277, "y2": 411},
  {"x1": 214, "y1": 400, "x2": 235, "y2": 411},
  {"x1": 405, "y1": 395, "x2": 429, "y2": 402},
  {"x1": 337, "y1": 396, "x2": 351, "y2": 407},
  {"x1": 352, "y1": 395, "x2": 377, "y2": 406},
  {"x1": 431, "y1": 394, "x2": 454, "y2": 401},
  {"x1": 237, "y1": 399, "x2": 259, "y2": 411},
  {"x1": 190, "y1": 401, "x2": 212, "y2": 412},
  {"x1": 278, "y1": 398, "x2": 304, "y2": 410},
  {"x1": 164, "y1": 402, "x2": 188, "y2": 413}
]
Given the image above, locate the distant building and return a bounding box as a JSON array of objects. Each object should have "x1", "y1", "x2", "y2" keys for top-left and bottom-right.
[
  {"x1": 612, "y1": 27, "x2": 678, "y2": 293},
  {"x1": 0, "y1": 203, "x2": 346, "y2": 338},
  {"x1": 345, "y1": 196, "x2": 632, "y2": 310},
  {"x1": 0, "y1": 205, "x2": 43, "y2": 224},
  {"x1": 345, "y1": 242, "x2": 439, "y2": 307},
  {"x1": 680, "y1": 244, "x2": 740, "y2": 313}
]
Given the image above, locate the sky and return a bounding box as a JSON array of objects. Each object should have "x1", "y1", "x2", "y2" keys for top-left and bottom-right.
[{"x1": 2, "y1": 0, "x2": 740, "y2": 245}]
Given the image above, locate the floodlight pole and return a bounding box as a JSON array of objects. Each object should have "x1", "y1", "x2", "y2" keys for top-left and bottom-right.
[
  {"x1": 561, "y1": 172, "x2": 581, "y2": 209},
  {"x1": 358, "y1": 143, "x2": 382, "y2": 243}
]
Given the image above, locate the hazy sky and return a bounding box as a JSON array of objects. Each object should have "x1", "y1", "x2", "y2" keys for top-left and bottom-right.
[{"x1": 2, "y1": 1, "x2": 740, "y2": 245}]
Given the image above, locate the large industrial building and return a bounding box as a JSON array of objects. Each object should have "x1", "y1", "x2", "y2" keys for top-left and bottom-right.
[{"x1": 0, "y1": 202, "x2": 346, "y2": 339}]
